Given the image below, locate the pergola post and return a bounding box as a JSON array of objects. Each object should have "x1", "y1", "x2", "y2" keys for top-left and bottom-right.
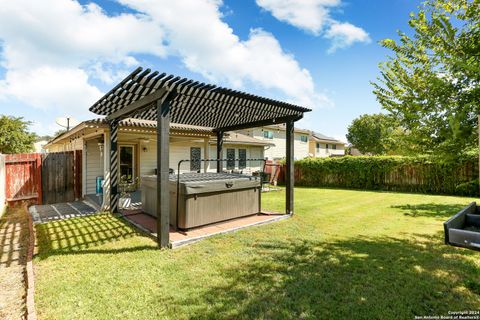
[
  {"x1": 203, "y1": 137, "x2": 209, "y2": 173},
  {"x1": 157, "y1": 97, "x2": 171, "y2": 248},
  {"x1": 216, "y1": 131, "x2": 224, "y2": 173},
  {"x1": 286, "y1": 120, "x2": 294, "y2": 215},
  {"x1": 108, "y1": 120, "x2": 119, "y2": 213}
]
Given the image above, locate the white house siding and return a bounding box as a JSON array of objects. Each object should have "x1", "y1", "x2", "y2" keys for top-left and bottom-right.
[
  {"x1": 170, "y1": 141, "x2": 207, "y2": 173},
  {"x1": 85, "y1": 139, "x2": 104, "y2": 194},
  {"x1": 137, "y1": 140, "x2": 264, "y2": 175},
  {"x1": 313, "y1": 143, "x2": 345, "y2": 157},
  {"x1": 54, "y1": 130, "x2": 267, "y2": 196},
  {"x1": 240, "y1": 128, "x2": 309, "y2": 160},
  {"x1": 208, "y1": 144, "x2": 264, "y2": 174},
  {"x1": 46, "y1": 139, "x2": 83, "y2": 152}
]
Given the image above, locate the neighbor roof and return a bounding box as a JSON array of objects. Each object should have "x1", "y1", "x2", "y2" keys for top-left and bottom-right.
[
  {"x1": 262, "y1": 123, "x2": 311, "y2": 134},
  {"x1": 86, "y1": 118, "x2": 213, "y2": 133},
  {"x1": 311, "y1": 132, "x2": 345, "y2": 144},
  {"x1": 45, "y1": 118, "x2": 272, "y2": 147},
  {"x1": 217, "y1": 132, "x2": 275, "y2": 147},
  {"x1": 88, "y1": 67, "x2": 311, "y2": 131}
]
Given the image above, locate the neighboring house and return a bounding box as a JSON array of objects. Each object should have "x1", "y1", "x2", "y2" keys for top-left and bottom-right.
[
  {"x1": 347, "y1": 145, "x2": 365, "y2": 156},
  {"x1": 240, "y1": 124, "x2": 345, "y2": 160},
  {"x1": 33, "y1": 140, "x2": 49, "y2": 153},
  {"x1": 308, "y1": 132, "x2": 345, "y2": 158},
  {"x1": 239, "y1": 124, "x2": 311, "y2": 160},
  {"x1": 44, "y1": 118, "x2": 273, "y2": 208}
]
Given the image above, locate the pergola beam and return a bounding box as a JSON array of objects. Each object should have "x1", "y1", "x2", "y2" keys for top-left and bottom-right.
[
  {"x1": 286, "y1": 120, "x2": 295, "y2": 215},
  {"x1": 213, "y1": 115, "x2": 303, "y2": 133},
  {"x1": 156, "y1": 93, "x2": 174, "y2": 248},
  {"x1": 108, "y1": 119, "x2": 120, "y2": 213},
  {"x1": 107, "y1": 88, "x2": 168, "y2": 121},
  {"x1": 216, "y1": 131, "x2": 224, "y2": 173}
]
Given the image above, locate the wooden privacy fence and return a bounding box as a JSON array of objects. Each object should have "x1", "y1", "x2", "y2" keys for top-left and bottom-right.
[
  {"x1": 277, "y1": 156, "x2": 479, "y2": 197},
  {"x1": 0, "y1": 154, "x2": 6, "y2": 214},
  {"x1": 5, "y1": 153, "x2": 42, "y2": 204},
  {"x1": 5, "y1": 151, "x2": 82, "y2": 205}
]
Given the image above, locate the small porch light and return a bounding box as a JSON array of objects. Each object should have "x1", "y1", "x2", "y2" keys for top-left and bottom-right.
[
  {"x1": 140, "y1": 138, "x2": 150, "y2": 152},
  {"x1": 98, "y1": 142, "x2": 104, "y2": 157}
]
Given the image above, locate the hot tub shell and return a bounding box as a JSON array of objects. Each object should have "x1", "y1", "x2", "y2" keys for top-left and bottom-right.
[
  {"x1": 444, "y1": 202, "x2": 480, "y2": 251},
  {"x1": 141, "y1": 173, "x2": 261, "y2": 230}
]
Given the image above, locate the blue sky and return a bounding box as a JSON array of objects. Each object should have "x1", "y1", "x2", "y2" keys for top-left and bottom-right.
[{"x1": 0, "y1": 0, "x2": 420, "y2": 141}]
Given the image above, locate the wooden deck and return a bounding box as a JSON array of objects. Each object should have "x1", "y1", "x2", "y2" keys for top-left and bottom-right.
[{"x1": 119, "y1": 210, "x2": 290, "y2": 248}]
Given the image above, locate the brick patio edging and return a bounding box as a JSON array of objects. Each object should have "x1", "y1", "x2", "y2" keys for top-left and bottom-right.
[{"x1": 25, "y1": 205, "x2": 37, "y2": 320}]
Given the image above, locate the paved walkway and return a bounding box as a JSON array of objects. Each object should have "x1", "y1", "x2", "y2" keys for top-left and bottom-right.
[{"x1": 29, "y1": 200, "x2": 98, "y2": 224}]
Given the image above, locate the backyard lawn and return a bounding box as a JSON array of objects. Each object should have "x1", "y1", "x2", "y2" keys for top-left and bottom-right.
[{"x1": 34, "y1": 188, "x2": 480, "y2": 319}]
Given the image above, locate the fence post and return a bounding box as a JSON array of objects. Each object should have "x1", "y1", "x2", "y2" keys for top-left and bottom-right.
[
  {"x1": 35, "y1": 153, "x2": 42, "y2": 205},
  {"x1": 0, "y1": 154, "x2": 5, "y2": 216}
]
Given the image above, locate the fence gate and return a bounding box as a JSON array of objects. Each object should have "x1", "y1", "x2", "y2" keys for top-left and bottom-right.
[
  {"x1": 41, "y1": 151, "x2": 81, "y2": 204},
  {"x1": 4, "y1": 151, "x2": 83, "y2": 205},
  {"x1": 5, "y1": 153, "x2": 42, "y2": 204}
]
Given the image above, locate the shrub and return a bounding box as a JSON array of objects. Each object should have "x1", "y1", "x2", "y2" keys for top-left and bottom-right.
[{"x1": 292, "y1": 154, "x2": 479, "y2": 196}]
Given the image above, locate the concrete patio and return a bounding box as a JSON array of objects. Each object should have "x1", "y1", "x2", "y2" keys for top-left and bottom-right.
[{"x1": 29, "y1": 200, "x2": 98, "y2": 224}]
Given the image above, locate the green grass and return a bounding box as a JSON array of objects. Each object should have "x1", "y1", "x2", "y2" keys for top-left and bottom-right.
[{"x1": 34, "y1": 188, "x2": 480, "y2": 319}]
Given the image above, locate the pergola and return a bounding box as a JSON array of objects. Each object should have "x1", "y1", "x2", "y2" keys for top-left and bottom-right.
[{"x1": 89, "y1": 67, "x2": 311, "y2": 248}]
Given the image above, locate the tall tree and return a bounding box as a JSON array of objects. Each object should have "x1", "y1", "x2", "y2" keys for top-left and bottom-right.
[
  {"x1": 347, "y1": 113, "x2": 402, "y2": 155},
  {"x1": 0, "y1": 115, "x2": 36, "y2": 154},
  {"x1": 372, "y1": 0, "x2": 480, "y2": 155}
]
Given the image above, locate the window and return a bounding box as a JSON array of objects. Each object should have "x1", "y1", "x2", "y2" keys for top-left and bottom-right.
[
  {"x1": 190, "y1": 147, "x2": 201, "y2": 172},
  {"x1": 119, "y1": 146, "x2": 134, "y2": 182},
  {"x1": 263, "y1": 130, "x2": 273, "y2": 139},
  {"x1": 326, "y1": 144, "x2": 329, "y2": 149},
  {"x1": 238, "y1": 149, "x2": 246, "y2": 169},
  {"x1": 227, "y1": 149, "x2": 235, "y2": 170},
  {"x1": 316, "y1": 142, "x2": 320, "y2": 151},
  {"x1": 300, "y1": 135, "x2": 308, "y2": 143},
  {"x1": 332, "y1": 144, "x2": 337, "y2": 150}
]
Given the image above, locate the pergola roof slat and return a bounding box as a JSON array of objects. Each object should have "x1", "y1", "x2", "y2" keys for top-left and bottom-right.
[{"x1": 89, "y1": 67, "x2": 311, "y2": 130}]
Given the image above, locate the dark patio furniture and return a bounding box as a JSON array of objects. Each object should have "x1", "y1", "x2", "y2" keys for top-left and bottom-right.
[{"x1": 444, "y1": 202, "x2": 480, "y2": 251}]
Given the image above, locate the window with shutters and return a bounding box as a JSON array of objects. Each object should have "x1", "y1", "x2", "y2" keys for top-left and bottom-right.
[
  {"x1": 190, "y1": 147, "x2": 201, "y2": 171},
  {"x1": 238, "y1": 149, "x2": 246, "y2": 169},
  {"x1": 263, "y1": 130, "x2": 273, "y2": 139},
  {"x1": 227, "y1": 148, "x2": 235, "y2": 170}
]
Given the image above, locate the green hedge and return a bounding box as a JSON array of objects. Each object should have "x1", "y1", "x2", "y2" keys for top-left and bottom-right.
[{"x1": 293, "y1": 155, "x2": 479, "y2": 196}]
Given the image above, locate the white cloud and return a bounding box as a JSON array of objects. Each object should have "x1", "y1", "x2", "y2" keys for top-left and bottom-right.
[
  {"x1": 325, "y1": 22, "x2": 371, "y2": 53},
  {"x1": 0, "y1": 0, "x2": 166, "y2": 70},
  {"x1": 256, "y1": 0, "x2": 370, "y2": 52},
  {"x1": 0, "y1": 66, "x2": 102, "y2": 116},
  {"x1": 256, "y1": 0, "x2": 340, "y2": 34},
  {"x1": 0, "y1": 0, "x2": 165, "y2": 114},
  {"x1": 0, "y1": 0, "x2": 331, "y2": 127},
  {"x1": 119, "y1": 0, "x2": 329, "y2": 108}
]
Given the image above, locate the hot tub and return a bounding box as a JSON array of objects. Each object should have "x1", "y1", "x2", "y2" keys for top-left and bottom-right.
[{"x1": 141, "y1": 173, "x2": 262, "y2": 230}]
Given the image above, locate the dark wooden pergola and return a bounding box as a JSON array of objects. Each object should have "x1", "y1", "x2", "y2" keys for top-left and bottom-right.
[{"x1": 89, "y1": 67, "x2": 311, "y2": 248}]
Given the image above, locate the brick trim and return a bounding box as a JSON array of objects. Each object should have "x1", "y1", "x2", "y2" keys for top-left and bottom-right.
[{"x1": 25, "y1": 205, "x2": 37, "y2": 320}]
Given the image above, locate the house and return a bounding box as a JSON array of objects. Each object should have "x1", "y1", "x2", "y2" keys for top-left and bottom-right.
[
  {"x1": 239, "y1": 124, "x2": 311, "y2": 160},
  {"x1": 308, "y1": 132, "x2": 345, "y2": 158},
  {"x1": 239, "y1": 124, "x2": 345, "y2": 160},
  {"x1": 33, "y1": 140, "x2": 49, "y2": 153},
  {"x1": 45, "y1": 118, "x2": 273, "y2": 209}
]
